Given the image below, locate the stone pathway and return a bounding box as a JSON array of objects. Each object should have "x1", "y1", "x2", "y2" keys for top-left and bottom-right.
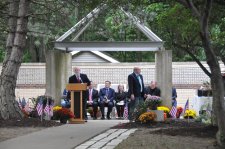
[
  {"x1": 0, "y1": 120, "x2": 129, "y2": 149},
  {"x1": 75, "y1": 129, "x2": 137, "y2": 149}
]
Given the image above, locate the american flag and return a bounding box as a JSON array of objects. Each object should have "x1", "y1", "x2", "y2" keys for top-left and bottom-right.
[
  {"x1": 24, "y1": 101, "x2": 30, "y2": 112},
  {"x1": 44, "y1": 102, "x2": 54, "y2": 117},
  {"x1": 123, "y1": 103, "x2": 129, "y2": 119},
  {"x1": 169, "y1": 100, "x2": 177, "y2": 118},
  {"x1": 36, "y1": 99, "x2": 43, "y2": 116},
  {"x1": 183, "y1": 99, "x2": 189, "y2": 114},
  {"x1": 18, "y1": 98, "x2": 22, "y2": 109},
  {"x1": 44, "y1": 103, "x2": 50, "y2": 115}
]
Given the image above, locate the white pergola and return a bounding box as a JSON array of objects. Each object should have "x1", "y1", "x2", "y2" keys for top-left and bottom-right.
[{"x1": 47, "y1": 3, "x2": 172, "y2": 107}]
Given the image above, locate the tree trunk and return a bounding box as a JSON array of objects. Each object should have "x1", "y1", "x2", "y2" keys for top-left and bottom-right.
[
  {"x1": 177, "y1": 0, "x2": 225, "y2": 146},
  {"x1": 199, "y1": 6, "x2": 225, "y2": 148},
  {"x1": 0, "y1": 0, "x2": 30, "y2": 120},
  {"x1": 1, "y1": 0, "x2": 19, "y2": 70}
]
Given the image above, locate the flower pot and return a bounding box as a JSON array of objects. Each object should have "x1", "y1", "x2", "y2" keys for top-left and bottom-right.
[{"x1": 60, "y1": 118, "x2": 67, "y2": 124}]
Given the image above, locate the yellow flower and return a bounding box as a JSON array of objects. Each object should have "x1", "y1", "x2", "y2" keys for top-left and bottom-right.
[
  {"x1": 157, "y1": 106, "x2": 170, "y2": 113},
  {"x1": 184, "y1": 110, "x2": 196, "y2": 118},
  {"x1": 53, "y1": 106, "x2": 62, "y2": 111},
  {"x1": 138, "y1": 112, "x2": 157, "y2": 123}
]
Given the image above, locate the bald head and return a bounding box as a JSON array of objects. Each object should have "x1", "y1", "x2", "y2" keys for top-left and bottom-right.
[
  {"x1": 73, "y1": 67, "x2": 81, "y2": 76},
  {"x1": 150, "y1": 81, "x2": 157, "y2": 89},
  {"x1": 133, "y1": 67, "x2": 141, "y2": 74}
]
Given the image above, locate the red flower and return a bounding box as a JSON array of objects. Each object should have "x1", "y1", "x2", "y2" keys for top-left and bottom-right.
[
  {"x1": 176, "y1": 107, "x2": 183, "y2": 118},
  {"x1": 55, "y1": 108, "x2": 74, "y2": 119}
]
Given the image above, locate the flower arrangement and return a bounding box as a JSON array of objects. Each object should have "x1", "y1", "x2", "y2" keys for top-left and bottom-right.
[
  {"x1": 184, "y1": 109, "x2": 196, "y2": 119},
  {"x1": 130, "y1": 102, "x2": 148, "y2": 121},
  {"x1": 176, "y1": 107, "x2": 183, "y2": 118},
  {"x1": 54, "y1": 108, "x2": 74, "y2": 123},
  {"x1": 138, "y1": 111, "x2": 157, "y2": 123},
  {"x1": 53, "y1": 106, "x2": 62, "y2": 111},
  {"x1": 157, "y1": 106, "x2": 170, "y2": 118},
  {"x1": 21, "y1": 109, "x2": 29, "y2": 118},
  {"x1": 157, "y1": 106, "x2": 170, "y2": 113},
  {"x1": 145, "y1": 96, "x2": 161, "y2": 110}
]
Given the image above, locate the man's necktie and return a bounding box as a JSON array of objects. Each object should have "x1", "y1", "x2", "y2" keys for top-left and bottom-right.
[
  {"x1": 76, "y1": 75, "x2": 80, "y2": 83},
  {"x1": 106, "y1": 88, "x2": 109, "y2": 97},
  {"x1": 137, "y1": 75, "x2": 143, "y2": 92},
  {"x1": 89, "y1": 89, "x2": 92, "y2": 101}
]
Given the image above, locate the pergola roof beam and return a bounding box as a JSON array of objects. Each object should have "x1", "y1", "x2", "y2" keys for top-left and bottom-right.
[
  {"x1": 56, "y1": 4, "x2": 107, "y2": 42},
  {"x1": 121, "y1": 8, "x2": 162, "y2": 42},
  {"x1": 54, "y1": 41, "x2": 163, "y2": 51},
  {"x1": 72, "y1": 18, "x2": 95, "y2": 41}
]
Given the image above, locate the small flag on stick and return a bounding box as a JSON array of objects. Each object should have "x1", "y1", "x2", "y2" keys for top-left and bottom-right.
[
  {"x1": 169, "y1": 100, "x2": 177, "y2": 118},
  {"x1": 123, "y1": 103, "x2": 129, "y2": 120},
  {"x1": 36, "y1": 99, "x2": 43, "y2": 116},
  {"x1": 183, "y1": 99, "x2": 189, "y2": 114}
]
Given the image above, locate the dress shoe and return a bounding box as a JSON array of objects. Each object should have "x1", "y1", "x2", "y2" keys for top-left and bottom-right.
[
  {"x1": 101, "y1": 117, "x2": 105, "y2": 120},
  {"x1": 107, "y1": 116, "x2": 111, "y2": 120}
]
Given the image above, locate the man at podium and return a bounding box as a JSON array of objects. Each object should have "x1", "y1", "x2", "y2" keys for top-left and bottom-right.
[{"x1": 67, "y1": 67, "x2": 90, "y2": 121}]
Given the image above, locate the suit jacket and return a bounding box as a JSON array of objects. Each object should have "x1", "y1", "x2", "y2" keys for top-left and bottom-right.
[
  {"x1": 86, "y1": 89, "x2": 99, "y2": 102},
  {"x1": 145, "y1": 87, "x2": 161, "y2": 97},
  {"x1": 99, "y1": 87, "x2": 115, "y2": 102},
  {"x1": 69, "y1": 73, "x2": 90, "y2": 85},
  {"x1": 67, "y1": 73, "x2": 91, "y2": 99},
  {"x1": 128, "y1": 72, "x2": 145, "y2": 98}
]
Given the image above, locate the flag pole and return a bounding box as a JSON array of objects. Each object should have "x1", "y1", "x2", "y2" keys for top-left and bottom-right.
[
  {"x1": 47, "y1": 96, "x2": 49, "y2": 120},
  {"x1": 41, "y1": 96, "x2": 43, "y2": 122},
  {"x1": 187, "y1": 97, "x2": 189, "y2": 124}
]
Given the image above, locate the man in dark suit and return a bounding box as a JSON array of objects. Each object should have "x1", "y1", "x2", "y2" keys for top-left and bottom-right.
[
  {"x1": 144, "y1": 81, "x2": 161, "y2": 98},
  {"x1": 86, "y1": 81, "x2": 99, "y2": 120},
  {"x1": 99, "y1": 81, "x2": 115, "y2": 120},
  {"x1": 67, "y1": 67, "x2": 91, "y2": 121},
  {"x1": 128, "y1": 67, "x2": 145, "y2": 121},
  {"x1": 68, "y1": 67, "x2": 90, "y2": 84}
]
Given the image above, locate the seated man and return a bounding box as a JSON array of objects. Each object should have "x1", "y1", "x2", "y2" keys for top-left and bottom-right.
[
  {"x1": 99, "y1": 81, "x2": 115, "y2": 120},
  {"x1": 85, "y1": 81, "x2": 99, "y2": 120},
  {"x1": 144, "y1": 81, "x2": 161, "y2": 99}
]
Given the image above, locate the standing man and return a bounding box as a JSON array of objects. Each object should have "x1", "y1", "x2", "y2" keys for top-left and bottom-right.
[
  {"x1": 99, "y1": 81, "x2": 115, "y2": 120},
  {"x1": 86, "y1": 81, "x2": 99, "y2": 120},
  {"x1": 67, "y1": 67, "x2": 91, "y2": 121},
  {"x1": 128, "y1": 67, "x2": 145, "y2": 121},
  {"x1": 68, "y1": 67, "x2": 90, "y2": 84}
]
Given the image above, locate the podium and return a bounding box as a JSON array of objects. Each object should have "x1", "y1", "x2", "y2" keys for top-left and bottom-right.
[{"x1": 66, "y1": 83, "x2": 87, "y2": 124}]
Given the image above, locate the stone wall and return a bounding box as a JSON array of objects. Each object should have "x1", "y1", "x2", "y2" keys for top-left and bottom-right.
[{"x1": 1, "y1": 62, "x2": 224, "y2": 107}]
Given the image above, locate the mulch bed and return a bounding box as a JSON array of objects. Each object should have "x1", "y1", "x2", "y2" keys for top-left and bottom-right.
[
  {"x1": 112, "y1": 119, "x2": 218, "y2": 139},
  {"x1": 0, "y1": 118, "x2": 62, "y2": 128}
]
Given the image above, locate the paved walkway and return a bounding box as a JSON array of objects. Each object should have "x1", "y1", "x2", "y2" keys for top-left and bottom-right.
[
  {"x1": 0, "y1": 120, "x2": 129, "y2": 149},
  {"x1": 75, "y1": 129, "x2": 137, "y2": 149}
]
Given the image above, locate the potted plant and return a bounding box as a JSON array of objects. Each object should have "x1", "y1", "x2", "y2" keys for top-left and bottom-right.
[
  {"x1": 138, "y1": 111, "x2": 157, "y2": 123},
  {"x1": 145, "y1": 96, "x2": 161, "y2": 110},
  {"x1": 54, "y1": 108, "x2": 74, "y2": 123},
  {"x1": 184, "y1": 109, "x2": 197, "y2": 119},
  {"x1": 176, "y1": 107, "x2": 183, "y2": 118},
  {"x1": 157, "y1": 106, "x2": 170, "y2": 117}
]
